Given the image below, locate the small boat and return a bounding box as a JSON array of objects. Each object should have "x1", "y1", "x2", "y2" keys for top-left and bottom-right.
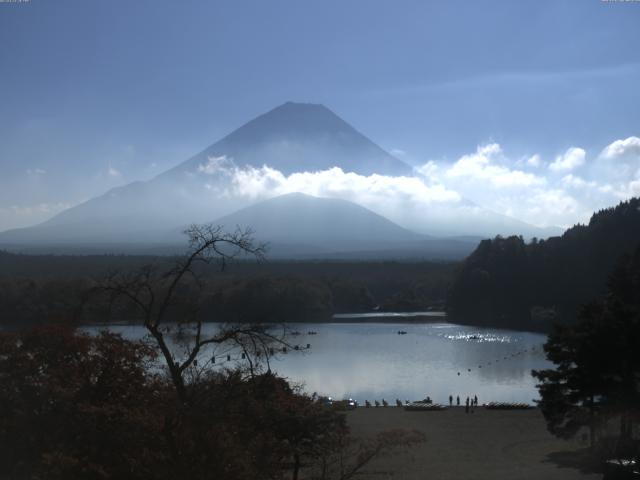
[{"x1": 397, "y1": 330, "x2": 407, "y2": 335}]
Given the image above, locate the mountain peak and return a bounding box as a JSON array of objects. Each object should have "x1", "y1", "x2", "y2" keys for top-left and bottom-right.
[
  {"x1": 277, "y1": 101, "x2": 327, "y2": 109},
  {"x1": 167, "y1": 102, "x2": 413, "y2": 177}
]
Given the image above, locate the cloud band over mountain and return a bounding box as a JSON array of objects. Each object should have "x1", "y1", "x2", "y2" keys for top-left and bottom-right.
[{"x1": 194, "y1": 134, "x2": 640, "y2": 233}]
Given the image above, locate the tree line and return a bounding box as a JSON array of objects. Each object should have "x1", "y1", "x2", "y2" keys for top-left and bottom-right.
[
  {"x1": 0, "y1": 252, "x2": 454, "y2": 327},
  {"x1": 447, "y1": 198, "x2": 640, "y2": 331}
]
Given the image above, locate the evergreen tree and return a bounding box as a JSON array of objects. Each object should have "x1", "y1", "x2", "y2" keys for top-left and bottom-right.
[{"x1": 533, "y1": 247, "x2": 640, "y2": 455}]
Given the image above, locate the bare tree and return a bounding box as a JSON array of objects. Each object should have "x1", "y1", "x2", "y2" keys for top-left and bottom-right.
[{"x1": 97, "y1": 224, "x2": 286, "y2": 404}]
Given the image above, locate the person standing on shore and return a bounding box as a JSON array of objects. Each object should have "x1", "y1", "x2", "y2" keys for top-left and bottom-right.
[
  {"x1": 465, "y1": 397, "x2": 469, "y2": 414},
  {"x1": 456, "y1": 395, "x2": 460, "y2": 406},
  {"x1": 474, "y1": 394, "x2": 478, "y2": 406},
  {"x1": 449, "y1": 395, "x2": 453, "y2": 406}
]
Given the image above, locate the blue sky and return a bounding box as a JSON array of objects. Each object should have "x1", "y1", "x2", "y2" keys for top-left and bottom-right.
[{"x1": 1, "y1": 0, "x2": 639, "y2": 230}]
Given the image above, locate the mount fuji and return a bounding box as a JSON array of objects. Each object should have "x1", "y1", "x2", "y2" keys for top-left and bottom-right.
[{"x1": 0, "y1": 102, "x2": 557, "y2": 257}]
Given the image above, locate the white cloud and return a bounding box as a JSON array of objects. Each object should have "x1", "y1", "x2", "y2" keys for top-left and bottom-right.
[
  {"x1": 526, "y1": 154, "x2": 541, "y2": 168},
  {"x1": 390, "y1": 148, "x2": 406, "y2": 157},
  {"x1": 414, "y1": 160, "x2": 439, "y2": 179},
  {"x1": 121, "y1": 136, "x2": 640, "y2": 234},
  {"x1": 491, "y1": 170, "x2": 544, "y2": 188},
  {"x1": 591, "y1": 137, "x2": 640, "y2": 199},
  {"x1": 26, "y1": 168, "x2": 46, "y2": 175},
  {"x1": 560, "y1": 174, "x2": 597, "y2": 190},
  {"x1": 197, "y1": 155, "x2": 234, "y2": 175},
  {"x1": 549, "y1": 147, "x2": 586, "y2": 172},
  {"x1": 228, "y1": 166, "x2": 461, "y2": 206},
  {"x1": 190, "y1": 162, "x2": 469, "y2": 234},
  {"x1": 600, "y1": 136, "x2": 640, "y2": 159},
  {"x1": 413, "y1": 142, "x2": 632, "y2": 229},
  {"x1": 108, "y1": 165, "x2": 121, "y2": 177},
  {"x1": 525, "y1": 189, "x2": 582, "y2": 225},
  {"x1": 445, "y1": 143, "x2": 545, "y2": 188}
]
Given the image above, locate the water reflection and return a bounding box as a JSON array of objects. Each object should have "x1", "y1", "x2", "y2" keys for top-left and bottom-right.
[
  {"x1": 83, "y1": 322, "x2": 550, "y2": 405},
  {"x1": 270, "y1": 323, "x2": 550, "y2": 405}
]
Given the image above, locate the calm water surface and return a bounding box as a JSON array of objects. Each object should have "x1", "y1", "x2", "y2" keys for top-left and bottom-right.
[{"x1": 85, "y1": 322, "x2": 551, "y2": 405}]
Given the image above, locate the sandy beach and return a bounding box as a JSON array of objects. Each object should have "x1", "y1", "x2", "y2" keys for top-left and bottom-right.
[{"x1": 346, "y1": 406, "x2": 601, "y2": 480}]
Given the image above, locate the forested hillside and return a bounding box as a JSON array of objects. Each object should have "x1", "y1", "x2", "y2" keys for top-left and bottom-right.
[
  {"x1": 0, "y1": 253, "x2": 453, "y2": 327},
  {"x1": 447, "y1": 198, "x2": 640, "y2": 331}
]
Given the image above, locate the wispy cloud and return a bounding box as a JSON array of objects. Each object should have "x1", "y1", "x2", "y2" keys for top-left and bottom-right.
[
  {"x1": 364, "y1": 63, "x2": 640, "y2": 98},
  {"x1": 0, "y1": 202, "x2": 73, "y2": 231}
]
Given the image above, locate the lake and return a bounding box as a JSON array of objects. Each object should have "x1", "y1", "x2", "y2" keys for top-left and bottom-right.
[{"x1": 84, "y1": 320, "x2": 551, "y2": 406}]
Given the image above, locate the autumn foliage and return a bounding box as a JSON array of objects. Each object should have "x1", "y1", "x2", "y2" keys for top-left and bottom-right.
[{"x1": 0, "y1": 325, "x2": 418, "y2": 480}]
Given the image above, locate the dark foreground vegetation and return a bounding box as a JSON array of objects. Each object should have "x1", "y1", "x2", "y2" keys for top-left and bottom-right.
[
  {"x1": 448, "y1": 198, "x2": 640, "y2": 331},
  {"x1": 0, "y1": 225, "x2": 424, "y2": 480},
  {"x1": 0, "y1": 325, "x2": 424, "y2": 480},
  {"x1": 534, "y1": 245, "x2": 640, "y2": 468}
]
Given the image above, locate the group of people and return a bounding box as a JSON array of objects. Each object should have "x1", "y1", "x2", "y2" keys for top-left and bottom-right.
[{"x1": 448, "y1": 394, "x2": 479, "y2": 413}]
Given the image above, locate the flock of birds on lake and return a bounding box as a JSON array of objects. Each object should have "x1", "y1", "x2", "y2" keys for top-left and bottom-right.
[
  {"x1": 455, "y1": 344, "x2": 540, "y2": 376},
  {"x1": 206, "y1": 327, "x2": 543, "y2": 408}
]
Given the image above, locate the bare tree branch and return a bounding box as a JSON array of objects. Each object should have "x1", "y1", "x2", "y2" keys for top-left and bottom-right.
[{"x1": 91, "y1": 223, "x2": 282, "y2": 405}]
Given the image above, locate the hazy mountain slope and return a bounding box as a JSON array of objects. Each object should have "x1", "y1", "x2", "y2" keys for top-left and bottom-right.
[
  {"x1": 0, "y1": 103, "x2": 411, "y2": 245},
  {"x1": 211, "y1": 193, "x2": 479, "y2": 259},
  {"x1": 404, "y1": 198, "x2": 563, "y2": 238},
  {"x1": 161, "y1": 102, "x2": 413, "y2": 177},
  {"x1": 213, "y1": 192, "x2": 421, "y2": 248}
]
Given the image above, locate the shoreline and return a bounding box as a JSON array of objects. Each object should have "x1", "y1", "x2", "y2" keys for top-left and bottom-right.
[{"x1": 79, "y1": 311, "x2": 449, "y2": 327}]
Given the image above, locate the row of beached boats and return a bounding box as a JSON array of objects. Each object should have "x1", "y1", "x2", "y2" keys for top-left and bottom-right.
[
  {"x1": 403, "y1": 401, "x2": 533, "y2": 411},
  {"x1": 331, "y1": 397, "x2": 534, "y2": 411},
  {"x1": 404, "y1": 402, "x2": 448, "y2": 411},
  {"x1": 484, "y1": 402, "x2": 533, "y2": 410},
  {"x1": 361, "y1": 400, "x2": 533, "y2": 411}
]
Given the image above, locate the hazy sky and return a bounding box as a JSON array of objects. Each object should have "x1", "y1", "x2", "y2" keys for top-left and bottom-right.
[{"x1": 1, "y1": 0, "x2": 639, "y2": 231}]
